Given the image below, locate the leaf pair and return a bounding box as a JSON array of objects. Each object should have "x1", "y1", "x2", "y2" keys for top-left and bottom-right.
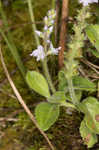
[{"x1": 26, "y1": 71, "x2": 60, "y2": 131}]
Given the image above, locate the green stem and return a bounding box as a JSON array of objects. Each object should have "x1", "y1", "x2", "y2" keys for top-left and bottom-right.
[
  {"x1": 52, "y1": 0, "x2": 56, "y2": 9},
  {"x1": 42, "y1": 58, "x2": 56, "y2": 93},
  {"x1": 0, "y1": 1, "x2": 26, "y2": 78},
  {"x1": 27, "y1": 0, "x2": 40, "y2": 46}
]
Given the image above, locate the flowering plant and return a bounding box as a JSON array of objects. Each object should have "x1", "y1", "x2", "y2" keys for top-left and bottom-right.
[
  {"x1": 26, "y1": 0, "x2": 99, "y2": 148},
  {"x1": 30, "y1": 9, "x2": 61, "y2": 61}
]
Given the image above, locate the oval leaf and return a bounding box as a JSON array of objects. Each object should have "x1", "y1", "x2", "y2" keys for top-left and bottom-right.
[
  {"x1": 26, "y1": 71, "x2": 50, "y2": 98},
  {"x1": 58, "y1": 73, "x2": 96, "y2": 92},
  {"x1": 80, "y1": 119, "x2": 97, "y2": 148},
  {"x1": 81, "y1": 97, "x2": 99, "y2": 134},
  {"x1": 35, "y1": 102, "x2": 60, "y2": 131},
  {"x1": 73, "y1": 76, "x2": 96, "y2": 91}
]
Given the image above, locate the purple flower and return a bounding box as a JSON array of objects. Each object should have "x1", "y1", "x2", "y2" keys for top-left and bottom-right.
[
  {"x1": 44, "y1": 25, "x2": 48, "y2": 31},
  {"x1": 79, "y1": 0, "x2": 98, "y2": 6},
  {"x1": 35, "y1": 30, "x2": 43, "y2": 38},
  {"x1": 30, "y1": 45, "x2": 45, "y2": 61},
  {"x1": 50, "y1": 43, "x2": 61, "y2": 55}
]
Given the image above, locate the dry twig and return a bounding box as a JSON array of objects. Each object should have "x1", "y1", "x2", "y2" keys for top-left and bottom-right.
[
  {"x1": 0, "y1": 118, "x2": 18, "y2": 122},
  {"x1": 80, "y1": 58, "x2": 99, "y2": 75},
  {"x1": 81, "y1": 58, "x2": 99, "y2": 70}
]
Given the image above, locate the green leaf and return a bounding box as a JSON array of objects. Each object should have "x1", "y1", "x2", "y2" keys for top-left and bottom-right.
[
  {"x1": 73, "y1": 76, "x2": 96, "y2": 91},
  {"x1": 86, "y1": 25, "x2": 99, "y2": 52},
  {"x1": 35, "y1": 102, "x2": 60, "y2": 131},
  {"x1": 58, "y1": 71, "x2": 68, "y2": 92},
  {"x1": 48, "y1": 91, "x2": 66, "y2": 104},
  {"x1": 66, "y1": 90, "x2": 82, "y2": 102},
  {"x1": 26, "y1": 71, "x2": 50, "y2": 98},
  {"x1": 80, "y1": 119, "x2": 98, "y2": 148},
  {"x1": 81, "y1": 97, "x2": 99, "y2": 134},
  {"x1": 58, "y1": 73, "x2": 96, "y2": 92}
]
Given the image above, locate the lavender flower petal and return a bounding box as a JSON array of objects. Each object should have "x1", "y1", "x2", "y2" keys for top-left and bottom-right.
[
  {"x1": 30, "y1": 45, "x2": 45, "y2": 61},
  {"x1": 79, "y1": 0, "x2": 98, "y2": 6}
]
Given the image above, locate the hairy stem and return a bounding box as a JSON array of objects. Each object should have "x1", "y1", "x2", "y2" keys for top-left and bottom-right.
[
  {"x1": 67, "y1": 78, "x2": 78, "y2": 106},
  {"x1": 64, "y1": 7, "x2": 90, "y2": 108}
]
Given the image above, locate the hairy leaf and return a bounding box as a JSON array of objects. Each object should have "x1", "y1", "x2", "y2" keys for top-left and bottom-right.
[
  {"x1": 81, "y1": 97, "x2": 99, "y2": 134},
  {"x1": 26, "y1": 71, "x2": 50, "y2": 98},
  {"x1": 73, "y1": 76, "x2": 96, "y2": 91},
  {"x1": 86, "y1": 25, "x2": 99, "y2": 52},
  {"x1": 35, "y1": 102, "x2": 60, "y2": 131},
  {"x1": 80, "y1": 119, "x2": 97, "y2": 148},
  {"x1": 58, "y1": 73, "x2": 96, "y2": 92}
]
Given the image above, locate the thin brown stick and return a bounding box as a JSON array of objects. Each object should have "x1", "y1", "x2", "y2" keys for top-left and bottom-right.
[
  {"x1": 80, "y1": 58, "x2": 99, "y2": 70},
  {"x1": 58, "y1": 0, "x2": 69, "y2": 68},
  {"x1": 80, "y1": 58, "x2": 99, "y2": 75},
  {"x1": 88, "y1": 75, "x2": 99, "y2": 79},
  {"x1": 78, "y1": 66, "x2": 89, "y2": 78},
  {"x1": 0, "y1": 118, "x2": 18, "y2": 122},
  {"x1": 0, "y1": 46, "x2": 55, "y2": 150}
]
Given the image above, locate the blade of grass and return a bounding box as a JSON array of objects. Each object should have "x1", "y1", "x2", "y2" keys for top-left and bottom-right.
[
  {"x1": 0, "y1": 1, "x2": 26, "y2": 78},
  {"x1": 52, "y1": 0, "x2": 56, "y2": 9},
  {"x1": 0, "y1": 29, "x2": 26, "y2": 78},
  {"x1": 27, "y1": 0, "x2": 40, "y2": 46}
]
